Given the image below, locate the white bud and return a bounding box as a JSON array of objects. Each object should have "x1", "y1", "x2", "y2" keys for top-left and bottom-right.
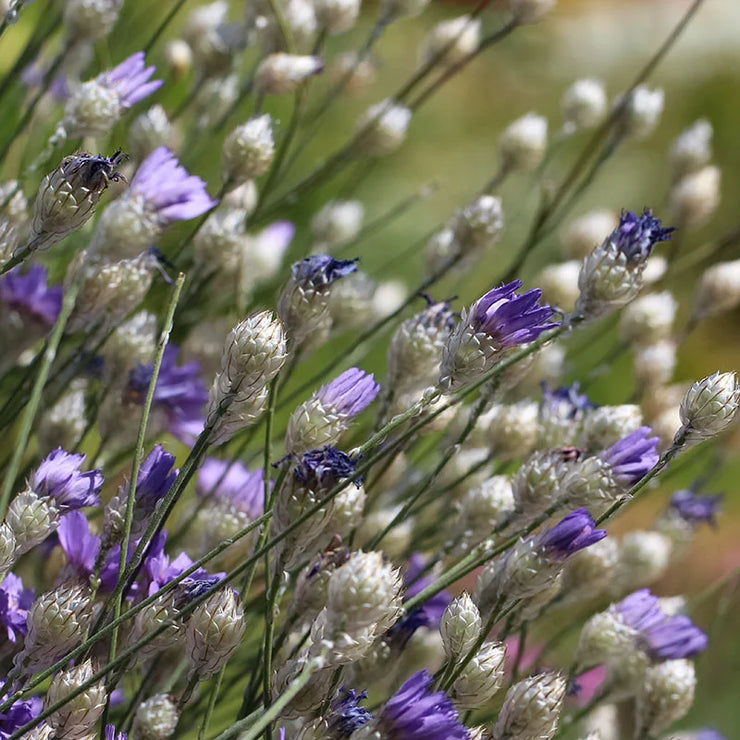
[
  {"x1": 612, "y1": 531, "x2": 672, "y2": 594},
  {"x1": 186, "y1": 587, "x2": 246, "y2": 681},
  {"x1": 424, "y1": 228, "x2": 459, "y2": 277},
  {"x1": 6, "y1": 489, "x2": 58, "y2": 556},
  {"x1": 633, "y1": 340, "x2": 677, "y2": 391},
  {"x1": 0, "y1": 180, "x2": 29, "y2": 232},
  {"x1": 132, "y1": 694, "x2": 180, "y2": 740},
  {"x1": 329, "y1": 272, "x2": 376, "y2": 331},
  {"x1": 677, "y1": 371, "x2": 740, "y2": 446},
  {"x1": 323, "y1": 484, "x2": 366, "y2": 541},
  {"x1": 165, "y1": 39, "x2": 193, "y2": 78},
  {"x1": 355, "y1": 100, "x2": 412, "y2": 156},
  {"x1": 312, "y1": 200, "x2": 364, "y2": 247},
  {"x1": 64, "y1": 79, "x2": 124, "y2": 139},
  {"x1": 670, "y1": 165, "x2": 720, "y2": 227},
  {"x1": 535, "y1": 260, "x2": 581, "y2": 312},
  {"x1": 670, "y1": 119, "x2": 712, "y2": 181},
  {"x1": 330, "y1": 51, "x2": 376, "y2": 94},
  {"x1": 575, "y1": 610, "x2": 632, "y2": 672},
  {"x1": 440, "y1": 593, "x2": 482, "y2": 664},
  {"x1": 493, "y1": 672, "x2": 567, "y2": 740},
  {"x1": 636, "y1": 660, "x2": 696, "y2": 737},
  {"x1": 102, "y1": 311, "x2": 157, "y2": 384},
  {"x1": 0, "y1": 218, "x2": 17, "y2": 262},
  {"x1": 619, "y1": 291, "x2": 678, "y2": 346},
  {"x1": 583, "y1": 404, "x2": 642, "y2": 450},
  {"x1": 483, "y1": 401, "x2": 540, "y2": 461},
  {"x1": 617, "y1": 85, "x2": 664, "y2": 140},
  {"x1": 511, "y1": 449, "x2": 574, "y2": 522},
  {"x1": 128, "y1": 593, "x2": 183, "y2": 663},
  {"x1": 194, "y1": 75, "x2": 239, "y2": 129},
  {"x1": 454, "y1": 640, "x2": 507, "y2": 709},
  {"x1": 452, "y1": 475, "x2": 515, "y2": 548},
  {"x1": 64, "y1": 0, "x2": 122, "y2": 40},
  {"x1": 692, "y1": 259, "x2": 740, "y2": 320},
  {"x1": 0, "y1": 524, "x2": 16, "y2": 580},
  {"x1": 38, "y1": 382, "x2": 88, "y2": 455},
  {"x1": 422, "y1": 16, "x2": 481, "y2": 69},
  {"x1": 372, "y1": 279, "x2": 408, "y2": 320},
  {"x1": 272, "y1": 659, "x2": 334, "y2": 718},
  {"x1": 450, "y1": 195, "x2": 504, "y2": 255},
  {"x1": 223, "y1": 115, "x2": 275, "y2": 184},
  {"x1": 560, "y1": 537, "x2": 619, "y2": 605},
  {"x1": 129, "y1": 105, "x2": 179, "y2": 162},
  {"x1": 314, "y1": 0, "x2": 360, "y2": 34},
  {"x1": 561, "y1": 78, "x2": 607, "y2": 133},
  {"x1": 499, "y1": 113, "x2": 548, "y2": 173},
  {"x1": 283, "y1": 0, "x2": 318, "y2": 50},
  {"x1": 254, "y1": 54, "x2": 323, "y2": 95},
  {"x1": 507, "y1": 0, "x2": 556, "y2": 23},
  {"x1": 193, "y1": 208, "x2": 246, "y2": 276},
  {"x1": 45, "y1": 660, "x2": 106, "y2": 740},
  {"x1": 643, "y1": 255, "x2": 668, "y2": 285},
  {"x1": 561, "y1": 210, "x2": 618, "y2": 260}
]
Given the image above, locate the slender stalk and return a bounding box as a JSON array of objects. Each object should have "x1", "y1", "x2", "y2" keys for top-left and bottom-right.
[
  {"x1": 198, "y1": 667, "x2": 226, "y2": 740},
  {"x1": 144, "y1": 0, "x2": 190, "y2": 53}
]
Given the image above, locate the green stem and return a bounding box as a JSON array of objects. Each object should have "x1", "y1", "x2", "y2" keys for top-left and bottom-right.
[
  {"x1": 198, "y1": 667, "x2": 226, "y2": 740},
  {"x1": 144, "y1": 0, "x2": 190, "y2": 53}
]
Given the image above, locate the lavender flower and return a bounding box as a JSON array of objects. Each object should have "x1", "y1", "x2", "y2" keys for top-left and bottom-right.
[
  {"x1": 294, "y1": 447, "x2": 359, "y2": 491},
  {"x1": 0, "y1": 694, "x2": 42, "y2": 739},
  {"x1": 144, "y1": 532, "x2": 216, "y2": 597},
  {"x1": 196, "y1": 458, "x2": 266, "y2": 519},
  {"x1": 105, "y1": 724, "x2": 128, "y2": 740},
  {"x1": 0, "y1": 266, "x2": 62, "y2": 326},
  {"x1": 318, "y1": 368, "x2": 380, "y2": 417},
  {"x1": 372, "y1": 670, "x2": 468, "y2": 740},
  {"x1": 541, "y1": 382, "x2": 595, "y2": 419},
  {"x1": 57, "y1": 511, "x2": 101, "y2": 580},
  {"x1": 669, "y1": 490, "x2": 722, "y2": 528},
  {"x1": 538, "y1": 509, "x2": 607, "y2": 561},
  {"x1": 29, "y1": 449, "x2": 103, "y2": 509},
  {"x1": 613, "y1": 209, "x2": 675, "y2": 262},
  {"x1": 602, "y1": 427, "x2": 660, "y2": 486},
  {"x1": 440, "y1": 280, "x2": 557, "y2": 391},
  {"x1": 0, "y1": 574, "x2": 34, "y2": 642}
]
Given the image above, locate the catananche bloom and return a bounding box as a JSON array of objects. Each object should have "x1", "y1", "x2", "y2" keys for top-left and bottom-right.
[
  {"x1": 538, "y1": 509, "x2": 608, "y2": 561},
  {"x1": 196, "y1": 458, "x2": 266, "y2": 519},
  {"x1": 30, "y1": 449, "x2": 103, "y2": 509},
  {"x1": 0, "y1": 266, "x2": 62, "y2": 326},
  {"x1": 143, "y1": 532, "x2": 218, "y2": 597},
  {"x1": 602, "y1": 427, "x2": 660, "y2": 486},
  {"x1": 539, "y1": 381, "x2": 596, "y2": 446},
  {"x1": 440, "y1": 280, "x2": 557, "y2": 391},
  {"x1": 0, "y1": 693, "x2": 42, "y2": 739},
  {"x1": 325, "y1": 689, "x2": 372, "y2": 738},
  {"x1": 0, "y1": 573, "x2": 34, "y2": 642},
  {"x1": 105, "y1": 723, "x2": 128, "y2": 740},
  {"x1": 57, "y1": 511, "x2": 101, "y2": 581},
  {"x1": 668, "y1": 490, "x2": 722, "y2": 528}
]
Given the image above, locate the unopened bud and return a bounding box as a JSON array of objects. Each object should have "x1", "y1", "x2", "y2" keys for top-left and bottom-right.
[
  {"x1": 222, "y1": 115, "x2": 275, "y2": 184},
  {"x1": 64, "y1": 0, "x2": 123, "y2": 41},
  {"x1": 129, "y1": 105, "x2": 179, "y2": 161},
  {"x1": 560, "y1": 537, "x2": 619, "y2": 605},
  {"x1": 132, "y1": 694, "x2": 180, "y2": 740},
  {"x1": 561, "y1": 78, "x2": 607, "y2": 134},
  {"x1": 422, "y1": 16, "x2": 481, "y2": 69},
  {"x1": 617, "y1": 85, "x2": 664, "y2": 140},
  {"x1": 314, "y1": 0, "x2": 360, "y2": 34},
  {"x1": 692, "y1": 259, "x2": 740, "y2": 320},
  {"x1": 0, "y1": 523, "x2": 16, "y2": 579},
  {"x1": 499, "y1": 113, "x2": 548, "y2": 173},
  {"x1": 440, "y1": 593, "x2": 482, "y2": 664},
  {"x1": 676, "y1": 371, "x2": 740, "y2": 446},
  {"x1": 452, "y1": 475, "x2": 515, "y2": 549},
  {"x1": 450, "y1": 195, "x2": 504, "y2": 255},
  {"x1": 536, "y1": 260, "x2": 581, "y2": 312},
  {"x1": 633, "y1": 340, "x2": 676, "y2": 391},
  {"x1": 254, "y1": 53, "x2": 323, "y2": 95},
  {"x1": 312, "y1": 200, "x2": 364, "y2": 247},
  {"x1": 619, "y1": 291, "x2": 677, "y2": 346},
  {"x1": 6, "y1": 489, "x2": 58, "y2": 555},
  {"x1": 613, "y1": 531, "x2": 672, "y2": 594},
  {"x1": 355, "y1": 100, "x2": 412, "y2": 156},
  {"x1": 670, "y1": 119, "x2": 712, "y2": 181},
  {"x1": 583, "y1": 404, "x2": 642, "y2": 450},
  {"x1": 670, "y1": 166, "x2": 720, "y2": 227},
  {"x1": 453, "y1": 640, "x2": 506, "y2": 709},
  {"x1": 45, "y1": 660, "x2": 106, "y2": 740},
  {"x1": 165, "y1": 39, "x2": 193, "y2": 78},
  {"x1": 39, "y1": 382, "x2": 88, "y2": 454},
  {"x1": 635, "y1": 660, "x2": 696, "y2": 738},
  {"x1": 493, "y1": 672, "x2": 567, "y2": 740},
  {"x1": 330, "y1": 51, "x2": 376, "y2": 94},
  {"x1": 483, "y1": 401, "x2": 539, "y2": 461},
  {"x1": 328, "y1": 271, "x2": 376, "y2": 331}
]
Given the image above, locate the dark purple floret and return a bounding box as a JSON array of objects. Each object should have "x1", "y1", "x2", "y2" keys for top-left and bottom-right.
[
  {"x1": 29, "y1": 449, "x2": 103, "y2": 509},
  {"x1": 98, "y1": 52, "x2": 162, "y2": 108},
  {"x1": 144, "y1": 532, "x2": 216, "y2": 597},
  {"x1": 197, "y1": 458, "x2": 266, "y2": 518},
  {"x1": 602, "y1": 427, "x2": 659, "y2": 486},
  {"x1": 129, "y1": 146, "x2": 217, "y2": 223},
  {"x1": 539, "y1": 509, "x2": 606, "y2": 561},
  {"x1": 134, "y1": 445, "x2": 178, "y2": 507},
  {"x1": 473, "y1": 280, "x2": 558, "y2": 350},
  {"x1": 57, "y1": 511, "x2": 101, "y2": 578},
  {"x1": 0, "y1": 694, "x2": 42, "y2": 739},
  {"x1": 612, "y1": 209, "x2": 674, "y2": 262},
  {"x1": 317, "y1": 368, "x2": 381, "y2": 417},
  {"x1": 377, "y1": 670, "x2": 468, "y2": 740},
  {"x1": 418, "y1": 296, "x2": 456, "y2": 332},
  {"x1": 541, "y1": 382, "x2": 596, "y2": 419},
  {"x1": 291, "y1": 255, "x2": 358, "y2": 289},
  {"x1": 326, "y1": 689, "x2": 372, "y2": 738},
  {"x1": 294, "y1": 447, "x2": 359, "y2": 490},
  {"x1": 0, "y1": 573, "x2": 34, "y2": 643},
  {"x1": 104, "y1": 724, "x2": 128, "y2": 740},
  {"x1": 669, "y1": 490, "x2": 722, "y2": 529},
  {"x1": 181, "y1": 575, "x2": 223, "y2": 602},
  {"x1": 0, "y1": 265, "x2": 63, "y2": 326}
]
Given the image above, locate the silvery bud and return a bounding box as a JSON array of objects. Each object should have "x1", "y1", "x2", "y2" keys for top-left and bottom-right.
[
  {"x1": 16, "y1": 585, "x2": 93, "y2": 674},
  {"x1": 39, "y1": 382, "x2": 88, "y2": 454},
  {"x1": 440, "y1": 593, "x2": 482, "y2": 664},
  {"x1": 323, "y1": 483, "x2": 367, "y2": 541},
  {"x1": 254, "y1": 54, "x2": 323, "y2": 95},
  {"x1": 312, "y1": 200, "x2": 364, "y2": 248},
  {"x1": 129, "y1": 105, "x2": 179, "y2": 161},
  {"x1": 291, "y1": 546, "x2": 350, "y2": 624},
  {"x1": 356, "y1": 506, "x2": 411, "y2": 559},
  {"x1": 206, "y1": 311, "x2": 287, "y2": 445},
  {"x1": 670, "y1": 119, "x2": 712, "y2": 181},
  {"x1": 451, "y1": 195, "x2": 504, "y2": 256},
  {"x1": 128, "y1": 593, "x2": 183, "y2": 662},
  {"x1": 45, "y1": 660, "x2": 106, "y2": 740},
  {"x1": 616, "y1": 85, "x2": 664, "y2": 140},
  {"x1": 612, "y1": 531, "x2": 672, "y2": 594},
  {"x1": 64, "y1": 0, "x2": 123, "y2": 41},
  {"x1": 330, "y1": 51, "x2": 376, "y2": 94},
  {"x1": 560, "y1": 210, "x2": 618, "y2": 260},
  {"x1": 559, "y1": 537, "x2": 619, "y2": 605},
  {"x1": 165, "y1": 39, "x2": 193, "y2": 78},
  {"x1": 499, "y1": 113, "x2": 548, "y2": 173},
  {"x1": 0, "y1": 180, "x2": 29, "y2": 231},
  {"x1": 194, "y1": 75, "x2": 239, "y2": 129},
  {"x1": 451, "y1": 475, "x2": 515, "y2": 549},
  {"x1": 561, "y1": 78, "x2": 607, "y2": 134},
  {"x1": 692, "y1": 259, "x2": 740, "y2": 320},
  {"x1": 223, "y1": 181, "x2": 258, "y2": 214},
  {"x1": 507, "y1": 0, "x2": 556, "y2": 23},
  {"x1": 619, "y1": 291, "x2": 677, "y2": 346},
  {"x1": 453, "y1": 640, "x2": 506, "y2": 709},
  {"x1": 272, "y1": 659, "x2": 334, "y2": 719},
  {"x1": 355, "y1": 100, "x2": 412, "y2": 156},
  {"x1": 186, "y1": 587, "x2": 245, "y2": 682},
  {"x1": 27, "y1": 153, "x2": 124, "y2": 252},
  {"x1": 0, "y1": 218, "x2": 17, "y2": 262},
  {"x1": 222, "y1": 115, "x2": 275, "y2": 185},
  {"x1": 633, "y1": 340, "x2": 677, "y2": 391},
  {"x1": 314, "y1": 0, "x2": 360, "y2": 34},
  {"x1": 511, "y1": 449, "x2": 576, "y2": 522},
  {"x1": 132, "y1": 693, "x2": 180, "y2": 740},
  {"x1": 281, "y1": 0, "x2": 319, "y2": 51},
  {"x1": 536, "y1": 260, "x2": 581, "y2": 313},
  {"x1": 635, "y1": 659, "x2": 696, "y2": 738},
  {"x1": 328, "y1": 272, "x2": 376, "y2": 331},
  {"x1": 0, "y1": 524, "x2": 16, "y2": 579},
  {"x1": 193, "y1": 208, "x2": 246, "y2": 276},
  {"x1": 423, "y1": 228, "x2": 458, "y2": 276},
  {"x1": 6, "y1": 489, "x2": 58, "y2": 555},
  {"x1": 493, "y1": 672, "x2": 567, "y2": 740},
  {"x1": 583, "y1": 404, "x2": 642, "y2": 450},
  {"x1": 670, "y1": 166, "x2": 721, "y2": 227},
  {"x1": 102, "y1": 311, "x2": 157, "y2": 385},
  {"x1": 422, "y1": 16, "x2": 481, "y2": 69},
  {"x1": 575, "y1": 609, "x2": 634, "y2": 672},
  {"x1": 482, "y1": 401, "x2": 539, "y2": 461},
  {"x1": 676, "y1": 371, "x2": 740, "y2": 446}
]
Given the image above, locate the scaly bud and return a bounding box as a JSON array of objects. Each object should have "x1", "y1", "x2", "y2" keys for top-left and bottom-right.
[
  {"x1": 355, "y1": 100, "x2": 412, "y2": 156},
  {"x1": 561, "y1": 78, "x2": 607, "y2": 134},
  {"x1": 619, "y1": 291, "x2": 677, "y2": 346},
  {"x1": 45, "y1": 660, "x2": 106, "y2": 740},
  {"x1": 583, "y1": 404, "x2": 642, "y2": 451},
  {"x1": 559, "y1": 537, "x2": 619, "y2": 606},
  {"x1": 635, "y1": 659, "x2": 696, "y2": 738},
  {"x1": 493, "y1": 672, "x2": 567, "y2": 740},
  {"x1": 440, "y1": 593, "x2": 482, "y2": 664},
  {"x1": 129, "y1": 104, "x2": 180, "y2": 161},
  {"x1": 453, "y1": 640, "x2": 507, "y2": 709},
  {"x1": 312, "y1": 200, "x2": 364, "y2": 248},
  {"x1": 692, "y1": 259, "x2": 740, "y2": 320},
  {"x1": 451, "y1": 475, "x2": 515, "y2": 551},
  {"x1": 222, "y1": 115, "x2": 275, "y2": 185},
  {"x1": 670, "y1": 166, "x2": 721, "y2": 227},
  {"x1": 616, "y1": 85, "x2": 664, "y2": 140},
  {"x1": 64, "y1": 0, "x2": 124, "y2": 42},
  {"x1": 314, "y1": 0, "x2": 360, "y2": 34},
  {"x1": 132, "y1": 694, "x2": 180, "y2": 740},
  {"x1": 422, "y1": 16, "x2": 481, "y2": 69},
  {"x1": 676, "y1": 371, "x2": 740, "y2": 446},
  {"x1": 499, "y1": 113, "x2": 548, "y2": 173},
  {"x1": 670, "y1": 119, "x2": 712, "y2": 181},
  {"x1": 561, "y1": 209, "x2": 618, "y2": 260},
  {"x1": 255, "y1": 53, "x2": 323, "y2": 95}
]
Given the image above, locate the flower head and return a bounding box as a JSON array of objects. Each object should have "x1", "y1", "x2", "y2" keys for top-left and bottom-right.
[
  {"x1": 294, "y1": 447, "x2": 358, "y2": 490},
  {"x1": 538, "y1": 509, "x2": 607, "y2": 561},
  {"x1": 376, "y1": 670, "x2": 468, "y2": 740},
  {"x1": 197, "y1": 458, "x2": 266, "y2": 518},
  {"x1": 317, "y1": 368, "x2": 380, "y2": 417},
  {"x1": 291, "y1": 254, "x2": 359, "y2": 289},
  {"x1": 0, "y1": 266, "x2": 62, "y2": 326},
  {"x1": 29, "y1": 449, "x2": 103, "y2": 509},
  {"x1": 98, "y1": 52, "x2": 162, "y2": 108},
  {"x1": 57, "y1": 511, "x2": 101, "y2": 578},
  {"x1": 669, "y1": 490, "x2": 722, "y2": 529},
  {"x1": 327, "y1": 689, "x2": 372, "y2": 737},
  {"x1": 0, "y1": 573, "x2": 34, "y2": 642},
  {"x1": 134, "y1": 445, "x2": 178, "y2": 507},
  {"x1": 602, "y1": 427, "x2": 659, "y2": 486},
  {"x1": 104, "y1": 724, "x2": 127, "y2": 740},
  {"x1": 0, "y1": 695, "x2": 42, "y2": 739},
  {"x1": 612, "y1": 209, "x2": 674, "y2": 263},
  {"x1": 144, "y1": 532, "x2": 216, "y2": 597}
]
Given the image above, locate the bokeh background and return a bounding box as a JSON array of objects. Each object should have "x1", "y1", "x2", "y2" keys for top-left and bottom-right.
[{"x1": 2, "y1": 0, "x2": 740, "y2": 734}]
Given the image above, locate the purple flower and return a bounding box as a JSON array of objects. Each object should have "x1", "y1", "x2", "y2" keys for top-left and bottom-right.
[
  {"x1": 197, "y1": 459, "x2": 266, "y2": 519},
  {"x1": 29, "y1": 449, "x2": 103, "y2": 509},
  {"x1": 181, "y1": 575, "x2": 223, "y2": 602},
  {"x1": 128, "y1": 346, "x2": 208, "y2": 442},
  {"x1": 612, "y1": 209, "x2": 674, "y2": 262},
  {"x1": 615, "y1": 589, "x2": 708, "y2": 660},
  {"x1": 0, "y1": 266, "x2": 62, "y2": 326},
  {"x1": 143, "y1": 532, "x2": 217, "y2": 597},
  {"x1": 669, "y1": 490, "x2": 722, "y2": 528},
  {"x1": 539, "y1": 509, "x2": 606, "y2": 561},
  {"x1": 133, "y1": 445, "x2": 178, "y2": 508},
  {"x1": 104, "y1": 724, "x2": 127, "y2": 740},
  {"x1": 692, "y1": 731, "x2": 726, "y2": 740},
  {"x1": 318, "y1": 368, "x2": 380, "y2": 417},
  {"x1": 57, "y1": 511, "x2": 101, "y2": 578},
  {"x1": 294, "y1": 447, "x2": 359, "y2": 490},
  {"x1": 473, "y1": 280, "x2": 558, "y2": 350},
  {"x1": 0, "y1": 695, "x2": 42, "y2": 739},
  {"x1": 0, "y1": 574, "x2": 34, "y2": 643},
  {"x1": 97, "y1": 52, "x2": 162, "y2": 108},
  {"x1": 326, "y1": 689, "x2": 372, "y2": 738},
  {"x1": 129, "y1": 147, "x2": 217, "y2": 224},
  {"x1": 376, "y1": 671, "x2": 468, "y2": 740},
  {"x1": 602, "y1": 427, "x2": 659, "y2": 486},
  {"x1": 541, "y1": 382, "x2": 596, "y2": 419},
  {"x1": 291, "y1": 255, "x2": 358, "y2": 289}
]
